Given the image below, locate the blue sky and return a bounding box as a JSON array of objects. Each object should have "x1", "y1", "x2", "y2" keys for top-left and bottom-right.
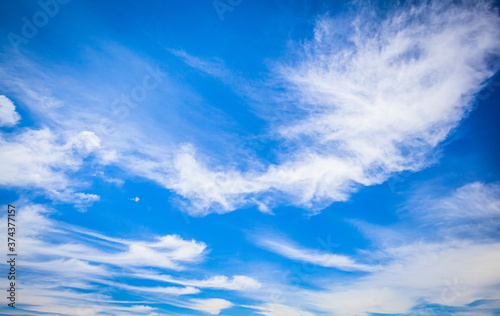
[{"x1": 1, "y1": 0, "x2": 500, "y2": 315}]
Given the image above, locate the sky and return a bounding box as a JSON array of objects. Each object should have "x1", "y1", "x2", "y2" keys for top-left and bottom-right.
[{"x1": 0, "y1": 0, "x2": 500, "y2": 315}]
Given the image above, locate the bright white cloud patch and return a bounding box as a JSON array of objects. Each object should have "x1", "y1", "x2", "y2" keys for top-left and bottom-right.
[
  {"x1": 160, "y1": 0, "x2": 500, "y2": 215},
  {"x1": 0, "y1": 95, "x2": 21, "y2": 127},
  {"x1": 187, "y1": 298, "x2": 233, "y2": 315}
]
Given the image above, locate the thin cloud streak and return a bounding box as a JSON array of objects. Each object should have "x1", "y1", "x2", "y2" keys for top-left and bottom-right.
[{"x1": 255, "y1": 237, "x2": 375, "y2": 272}]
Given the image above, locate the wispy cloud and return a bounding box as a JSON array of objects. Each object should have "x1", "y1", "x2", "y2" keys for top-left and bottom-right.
[
  {"x1": 170, "y1": 49, "x2": 232, "y2": 79},
  {"x1": 248, "y1": 303, "x2": 316, "y2": 316},
  {"x1": 300, "y1": 240, "x2": 500, "y2": 316},
  {"x1": 255, "y1": 236, "x2": 375, "y2": 272},
  {"x1": 132, "y1": 271, "x2": 262, "y2": 291},
  {"x1": 246, "y1": 182, "x2": 500, "y2": 316},
  {"x1": 0, "y1": 125, "x2": 102, "y2": 208},
  {"x1": 0, "y1": 202, "x2": 257, "y2": 315},
  {"x1": 0, "y1": 1, "x2": 499, "y2": 315},
  {"x1": 159, "y1": 0, "x2": 500, "y2": 215},
  {"x1": 411, "y1": 182, "x2": 500, "y2": 237},
  {"x1": 3, "y1": 2, "x2": 498, "y2": 217}
]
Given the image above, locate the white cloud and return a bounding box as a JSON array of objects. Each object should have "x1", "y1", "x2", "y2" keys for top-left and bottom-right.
[
  {"x1": 170, "y1": 49, "x2": 231, "y2": 79},
  {"x1": 0, "y1": 128, "x2": 74, "y2": 188},
  {"x1": 256, "y1": 237, "x2": 375, "y2": 272},
  {"x1": 247, "y1": 182, "x2": 500, "y2": 316},
  {"x1": 133, "y1": 272, "x2": 262, "y2": 291},
  {"x1": 187, "y1": 298, "x2": 233, "y2": 315},
  {"x1": 98, "y1": 280, "x2": 200, "y2": 296},
  {"x1": 170, "y1": 49, "x2": 264, "y2": 104},
  {"x1": 26, "y1": 232, "x2": 208, "y2": 271},
  {"x1": 118, "y1": 235, "x2": 207, "y2": 268},
  {"x1": 271, "y1": 0, "x2": 500, "y2": 200},
  {"x1": 36, "y1": 223, "x2": 208, "y2": 270},
  {"x1": 18, "y1": 284, "x2": 159, "y2": 316},
  {"x1": 21, "y1": 258, "x2": 108, "y2": 276},
  {"x1": 404, "y1": 181, "x2": 500, "y2": 240},
  {"x1": 301, "y1": 241, "x2": 500, "y2": 316},
  {"x1": 0, "y1": 95, "x2": 21, "y2": 127},
  {"x1": 415, "y1": 181, "x2": 500, "y2": 222},
  {"x1": 69, "y1": 130, "x2": 101, "y2": 155},
  {"x1": 250, "y1": 303, "x2": 315, "y2": 316},
  {"x1": 0, "y1": 203, "x2": 260, "y2": 315},
  {"x1": 187, "y1": 275, "x2": 261, "y2": 291},
  {"x1": 3, "y1": 1, "x2": 498, "y2": 217},
  {"x1": 0, "y1": 127, "x2": 103, "y2": 207},
  {"x1": 158, "y1": 0, "x2": 500, "y2": 215}
]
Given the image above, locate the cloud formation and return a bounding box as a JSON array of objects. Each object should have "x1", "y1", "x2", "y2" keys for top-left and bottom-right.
[
  {"x1": 255, "y1": 237, "x2": 375, "y2": 272},
  {"x1": 248, "y1": 182, "x2": 500, "y2": 316},
  {"x1": 164, "y1": 0, "x2": 500, "y2": 215},
  {"x1": 0, "y1": 203, "x2": 261, "y2": 315},
  {"x1": 2, "y1": 2, "x2": 498, "y2": 217},
  {"x1": 1, "y1": 1, "x2": 499, "y2": 316}
]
